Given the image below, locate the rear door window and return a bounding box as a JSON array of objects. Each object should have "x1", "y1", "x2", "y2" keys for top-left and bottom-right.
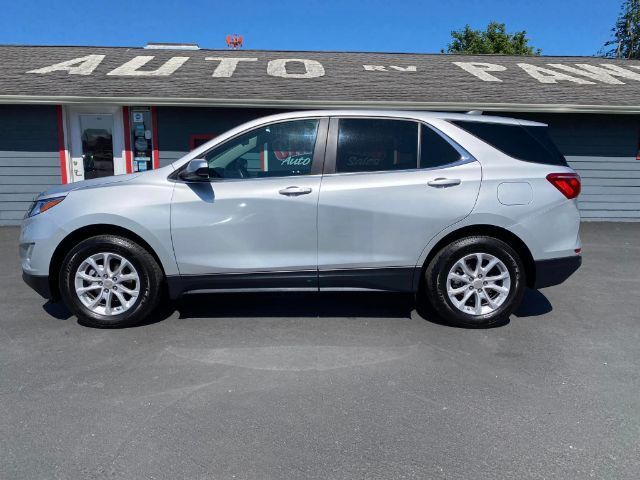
[
  {"x1": 335, "y1": 119, "x2": 418, "y2": 173},
  {"x1": 450, "y1": 120, "x2": 568, "y2": 166}
]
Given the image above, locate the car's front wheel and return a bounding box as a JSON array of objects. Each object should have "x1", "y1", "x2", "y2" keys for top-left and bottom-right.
[
  {"x1": 59, "y1": 235, "x2": 164, "y2": 328},
  {"x1": 424, "y1": 236, "x2": 526, "y2": 328}
]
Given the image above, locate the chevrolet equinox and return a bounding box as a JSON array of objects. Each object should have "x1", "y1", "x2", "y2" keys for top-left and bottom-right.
[{"x1": 20, "y1": 110, "x2": 582, "y2": 328}]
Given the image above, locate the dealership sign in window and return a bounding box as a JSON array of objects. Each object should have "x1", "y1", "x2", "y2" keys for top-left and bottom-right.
[{"x1": 129, "y1": 108, "x2": 154, "y2": 172}]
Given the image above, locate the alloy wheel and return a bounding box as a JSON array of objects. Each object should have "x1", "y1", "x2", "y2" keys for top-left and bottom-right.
[
  {"x1": 446, "y1": 252, "x2": 511, "y2": 316},
  {"x1": 74, "y1": 252, "x2": 140, "y2": 316}
]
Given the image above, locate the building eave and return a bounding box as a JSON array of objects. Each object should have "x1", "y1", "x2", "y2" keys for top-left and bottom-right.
[{"x1": 1, "y1": 94, "x2": 639, "y2": 114}]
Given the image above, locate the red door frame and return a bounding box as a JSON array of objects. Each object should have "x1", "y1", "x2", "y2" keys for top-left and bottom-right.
[
  {"x1": 57, "y1": 105, "x2": 140, "y2": 181},
  {"x1": 55, "y1": 105, "x2": 68, "y2": 184},
  {"x1": 122, "y1": 106, "x2": 133, "y2": 173},
  {"x1": 59, "y1": 105, "x2": 161, "y2": 180}
]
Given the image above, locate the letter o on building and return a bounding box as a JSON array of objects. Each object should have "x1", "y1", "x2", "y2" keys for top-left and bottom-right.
[{"x1": 267, "y1": 59, "x2": 325, "y2": 79}]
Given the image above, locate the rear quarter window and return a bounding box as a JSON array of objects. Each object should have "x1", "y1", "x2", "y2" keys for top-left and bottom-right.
[
  {"x1": 420, "y1": 125, "x2": 464, "y2": 168},
  {"x1": 450, "y1": 120, "x2": 568, "y2": 167}
]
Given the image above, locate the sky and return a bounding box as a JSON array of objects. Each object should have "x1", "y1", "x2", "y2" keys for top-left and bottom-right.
[{"x1": 0, "y1": 0, "x2": 623, "y2": 56}]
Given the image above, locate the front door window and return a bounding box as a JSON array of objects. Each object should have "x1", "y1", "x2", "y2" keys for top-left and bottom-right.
[{"x1": 205, "y1": 119, "x2": 319, "y2": 179}]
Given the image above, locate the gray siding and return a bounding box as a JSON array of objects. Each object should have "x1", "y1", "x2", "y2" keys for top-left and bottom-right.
[
  {"x1": 504, "y1": 113, "x2": 640, "y2": 221},
  {"x1": 0, "y1": 105, "x2": 61, "y2": 225}
]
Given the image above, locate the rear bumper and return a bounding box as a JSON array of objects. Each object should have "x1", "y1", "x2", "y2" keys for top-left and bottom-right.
[
  {"x1": 22, "y1": 271, "x2": 52, "y2": 299},
  {"x1": 534, "y1": 256, "x2": 582, "y2": 289}
]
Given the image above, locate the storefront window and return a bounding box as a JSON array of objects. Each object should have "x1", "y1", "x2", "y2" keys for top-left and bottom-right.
[{"x1": 129, "y1": 108, "x2": 154, "y2": 172}]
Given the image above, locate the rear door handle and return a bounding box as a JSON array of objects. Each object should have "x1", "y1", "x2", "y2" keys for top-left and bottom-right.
[
  {"x1": 278, "y1": 186, "x2": 313, "y2": 196},
  {"x1": 428, "y1": 177, "x2": 461, "y2": 188}
]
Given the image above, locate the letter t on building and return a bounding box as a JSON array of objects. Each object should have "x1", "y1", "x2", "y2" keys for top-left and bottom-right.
[{"x1": 205, "y1": 58, "x2": 258, "y2": 77}]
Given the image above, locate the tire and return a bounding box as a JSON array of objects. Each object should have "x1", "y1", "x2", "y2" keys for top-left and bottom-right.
[
  {"x1": 59, "y1": 235, "x2": 164, "y2": 328},
  {"x1": 424, "y1": 236, "x2": 526, "y2": 328}
]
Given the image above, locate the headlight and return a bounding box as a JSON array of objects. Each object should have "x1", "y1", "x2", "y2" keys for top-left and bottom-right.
[{"x1": 26, "y1": 196, "x2": 65, "y2": 218}]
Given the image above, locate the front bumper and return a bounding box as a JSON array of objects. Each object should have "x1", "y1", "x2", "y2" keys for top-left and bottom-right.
[
  {"x1": 22, "y1": 271, "x2": 52, "y2": 299},
  {"x1": 534, "y1": 256, "x2": 582, "y2": 289}
]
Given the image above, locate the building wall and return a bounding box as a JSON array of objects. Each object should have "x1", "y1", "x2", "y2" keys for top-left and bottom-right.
[
  {"x1": 0, "y1": 105, "x2": 637, "y2": 225},
  {"x1": 506, "y1": 113, "x2": 640, "y2": 221},
  {"x1": 0, "y1": 105, "x2": 61, "y2": 225},
  {"x1": 156, "y1": 106, "x2": 283, "y2": 167}
]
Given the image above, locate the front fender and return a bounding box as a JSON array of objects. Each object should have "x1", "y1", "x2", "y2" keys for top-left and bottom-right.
[
  {"x1": 21, "y1": 178, "x2": 179, "y2": 278},
  {"x1": 58, "y1": 212, "x2": 179, "y2": 276}
]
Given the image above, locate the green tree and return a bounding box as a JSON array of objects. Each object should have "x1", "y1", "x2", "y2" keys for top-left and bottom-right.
[
  {"x1": 443, "y1": 22, "x2": 541, "y2": 55},
  {"x1": 602, "y1": 0, "x2": 640, "y2": 59}
]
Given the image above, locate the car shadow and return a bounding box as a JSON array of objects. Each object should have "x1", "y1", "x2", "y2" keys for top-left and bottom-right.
[
  {"x1": 173, "y1": 292, "x2": 416, "y2": 319},
  {"x1": 42, "y1": 288, "x2": 552, "y2": 328},
  {"x1": 513, "y1": 288, "x2": 553, "y2": 317},
  {"x1": 42, "y1": 300, "x2": 73, "y2": 320},
  {"x1": 414, "y1": 288, "x2": 552, "y2": 329}
]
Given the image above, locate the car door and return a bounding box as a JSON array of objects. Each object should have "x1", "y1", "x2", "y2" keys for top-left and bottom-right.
[
  {"x1": 317, "y1": 117, "x2": 481, "y2": 291},
  {"x1": 171, "y1": 118, "x2": 328, "y2": 288}
]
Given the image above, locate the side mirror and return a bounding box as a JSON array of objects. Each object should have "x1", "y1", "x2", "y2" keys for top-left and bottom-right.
[{"x1": 179, "y1": 159, "x2": 209, "y2": 182}]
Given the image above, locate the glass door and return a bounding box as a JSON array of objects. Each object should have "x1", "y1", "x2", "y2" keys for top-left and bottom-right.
[
  {"x1": 79, "y1": 114, "x2": 114, "y2": 179},
  {"x1": 67, "y1": 106, "x2": 125, "y2": 182}
]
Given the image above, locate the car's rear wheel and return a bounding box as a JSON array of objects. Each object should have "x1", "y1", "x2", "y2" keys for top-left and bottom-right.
[
  {"x1": 59, "y1": 235, "x2": 164, "y2": 328},
  {"x1": 424, "y1": 236, "x2": 525, "y2": 328}
]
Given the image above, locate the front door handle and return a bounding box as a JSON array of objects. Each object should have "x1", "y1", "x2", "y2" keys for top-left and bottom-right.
[
  {"x1": 278, "y1": 186, "x2": 313, "y2": 196},
  {"x1": 428, "y1": 177, "x2": 461, "y2": 188}
]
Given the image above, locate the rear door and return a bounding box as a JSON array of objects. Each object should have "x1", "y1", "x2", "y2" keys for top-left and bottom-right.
[{"x1": 317, "y1": 117, "x2": 481, "y2": 291}]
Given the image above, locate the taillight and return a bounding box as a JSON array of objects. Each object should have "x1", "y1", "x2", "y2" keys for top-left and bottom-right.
[{"x1": 546, "y1": 173, "x2": 581, "y2": 199}]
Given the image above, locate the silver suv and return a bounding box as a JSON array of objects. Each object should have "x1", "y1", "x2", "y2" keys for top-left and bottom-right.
[{"x1": 20, "y1": 110, "x2": 582, "y2": 328}]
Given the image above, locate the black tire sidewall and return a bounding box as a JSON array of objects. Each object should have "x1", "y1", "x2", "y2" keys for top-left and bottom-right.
[
  {"x1": 60, "y1": 236, "x2": 160, "y2": 328},
  {"x1": 426, "y1": 236, "x2": 525, "y2": 328}
]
